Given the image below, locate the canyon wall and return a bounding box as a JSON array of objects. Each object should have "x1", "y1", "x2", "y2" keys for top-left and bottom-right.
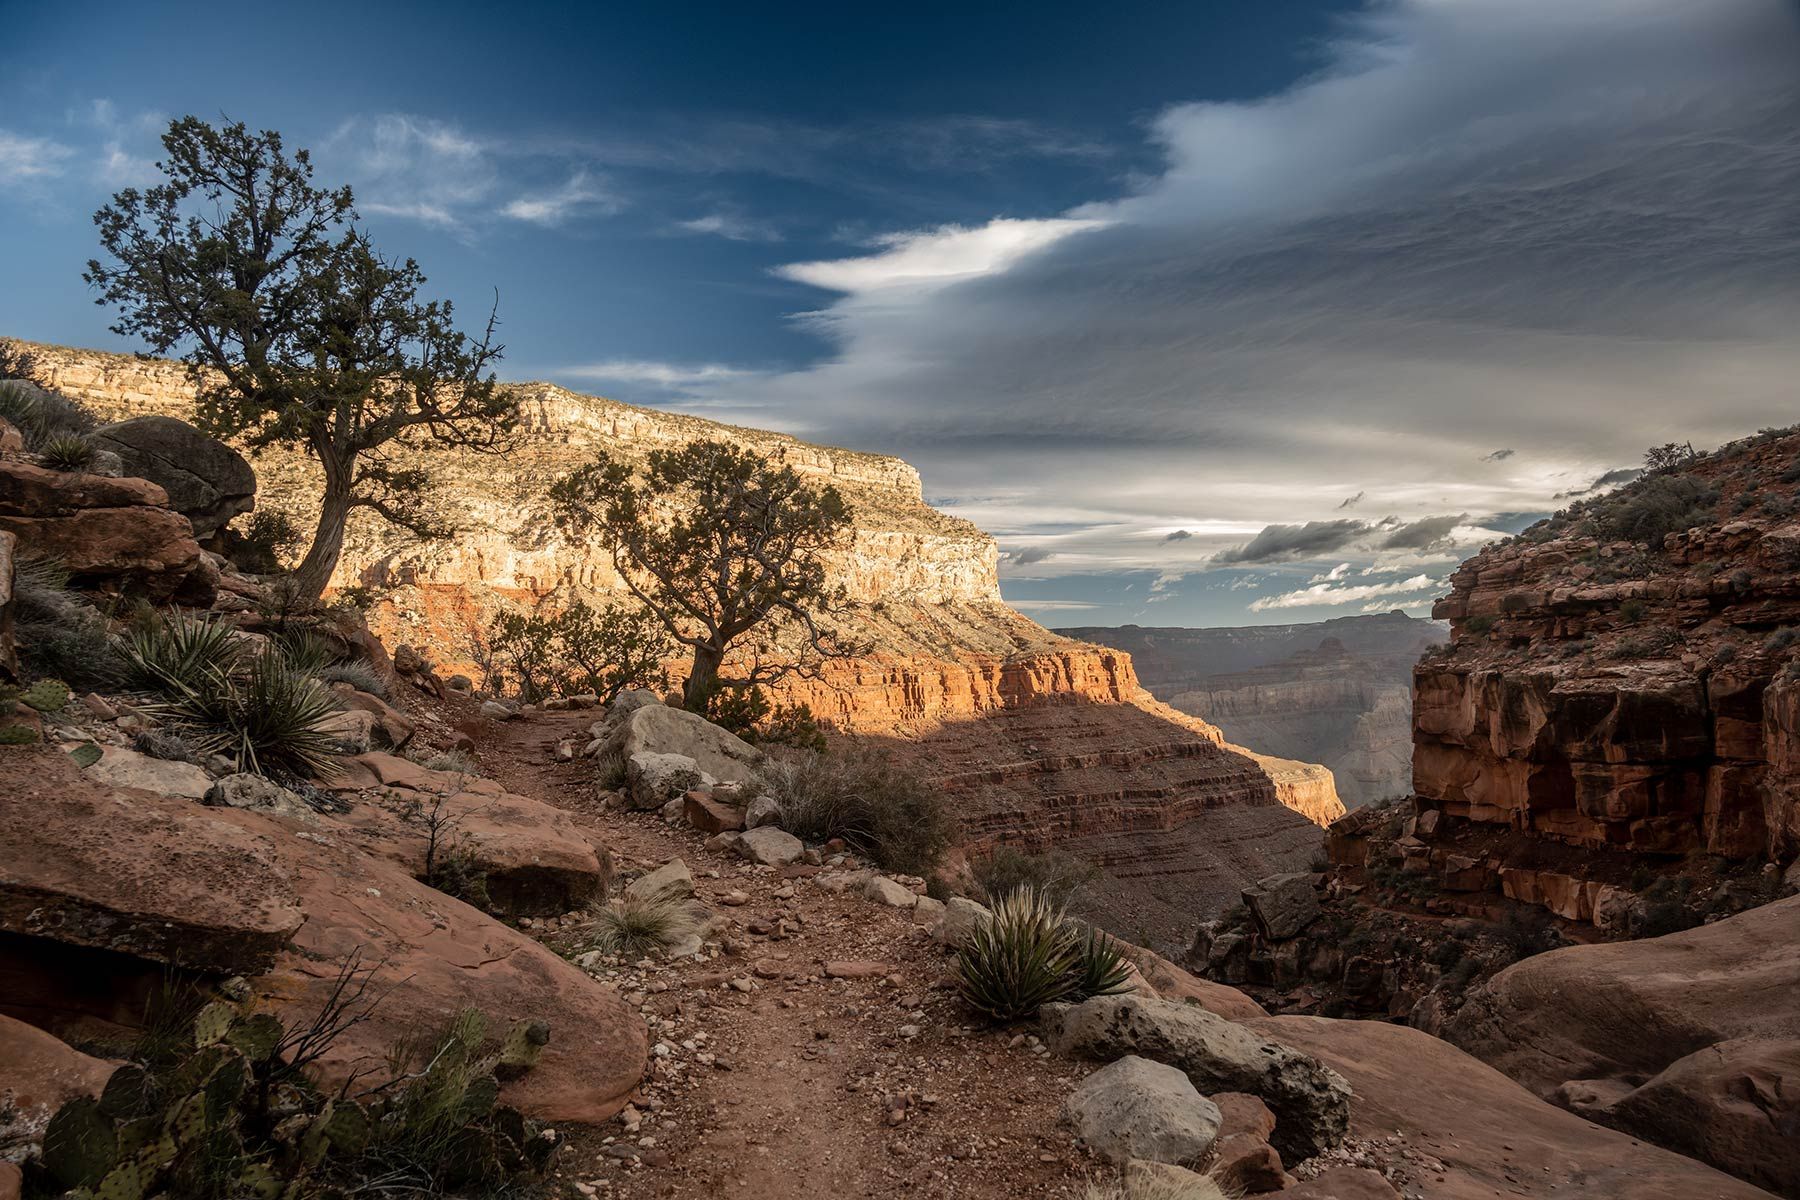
[
  {"x1": 1064, "y1": 614, "x2": 1444, "y2": 807},
  {"x1": 12, "y1": 340, "x2": 1342, "y2": 935}
]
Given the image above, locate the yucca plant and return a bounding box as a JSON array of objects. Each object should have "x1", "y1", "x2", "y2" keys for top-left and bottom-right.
[
  {"x1": 1069, "y1": 925, "x2": 1136, "y2": 1001},
  {"x1": 122, "y1": 611, "x2": 247, "y2": 698},
  {"x1": 275, "y1": 629, "x2": 340, "y2": 676},
  {"x1": 39, "y1": 431, "x2": 100, "y2": 473},
  {"x1": 586, "y1": 892, "x2": 700, "y2": 958},
  {"x1": 172, "y1": 652, "x2": 344, "y2": 780},
  {"x1": 955, "y1": 886, "x2": 1083, "y2": 1023}
]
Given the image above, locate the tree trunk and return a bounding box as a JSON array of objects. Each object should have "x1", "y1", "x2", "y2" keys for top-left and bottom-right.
[
  {"x1": 683, "y1": 642, "x2": 726, "y2": 711},
  {"x1": 292, "y1": 481, "x2": 353, "y2": 602}
]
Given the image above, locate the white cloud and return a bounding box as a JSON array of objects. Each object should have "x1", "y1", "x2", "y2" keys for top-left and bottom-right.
[
  {"x1": 672, "y1": 212, "x2": 781, "y2": 242},
  {"x1": 1249, "y1": 574, "x2": 1442, "y2": 613},
  {"x1": 0, "y1": 131, "x2": 74, "y2": 181},
  {"x1": 555, "y1": 360, "x2": 755, "y2": 387},
  {"x1": 777, "y1": 218, "x2": 1106, "y2": 293},
  {"x1": 1007, "y1": 599, "x2": 1101, "y2": 612},
  {"x1": 502, "y1": 171, "x2": 621, "y2": 226}
]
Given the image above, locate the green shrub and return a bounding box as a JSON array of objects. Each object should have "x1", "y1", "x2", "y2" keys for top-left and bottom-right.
[
  {"x1": 122, "y1": 611, "x2": 247, "y2": 697},
  {"x1": 9, "y1": 556, "x2": 125, "y2": 689},
  {"x1": 1618, "y1": 598, "x2": 1646, "y2": 623},
  {"x1": 25, "y1": 964, "x2": 558, "y2": 1199},
  {"x1": 971, "y1": 846, "x2": 1099, "y2": 907},
  {"x1": 169, "y1": 652, "x2": 344, "y2": 779},
  {"x1": 1593, "y1": 475, "x2": 1718, "y2": 547},
  {"x1": 1463, "y1": 614, "x2": 1495, "y2": 635},
  {"x1": 38, "y1": 432, "x2": 100, "y2": 473},
  {"x1": 487, "y1": 599, "x2": 672, "y2": 704},
  {"x1": 759, "y1": 746, "x2": 953, "y2": 874},
  {"x1": 586, "y1": 892, "x2": 700, "y2": 958},
  {"x1": 320, "y1": 659, "x2": 389, "y2": 698},
  {"x1": 1067, "y1": 926, "x2": 1135, "y2": 1001},
  {"x1": 230, "y1": 509, "x2": 302, "y2": 574},
  {"x1": 0, "y1": 378, "x2": 96, "y2": 451},
  {"x1": 955, "y1": 887, "x2": 1083, "y2": 1023}
]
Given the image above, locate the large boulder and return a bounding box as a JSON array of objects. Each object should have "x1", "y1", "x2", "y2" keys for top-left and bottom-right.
[
  {"x1": 733, "y1": 826, "x2": 804, "y2": 867},
  {"x1": 1242, "y1": 871, "x2": 1320, "y2": 940},
  {"x1": 1064, "y1": 1054, "x2": 1221, "y2": 1165},
  {"x1": 628, "y1": 752, "x2": 711, "y2": 811},
  {"x1": 82, "y1": 745, "x2": 213, "y2": 801},
  {"x1": 0, "y1": 461, "x2": 202, "y2": 599},
  {"x1": 1445, "y1": 896, "x2": 1800, "y2": 1196},
  {"x1": 1044, "y1": 993, "x2": 1350, "y2": 1161},
  {"x1": 0, "y1": 1013, "x2": 117, "y2": 1159},
  {"x1": 0, "y1": 743, "x2": 645, "y2": 1126},
  {"x1": 90, "y1": 415, "x2": 255, "y2": 539},
  {"x1": 604, "y1": 703, "x2": 761, "y2": 786},
  {"x1": 1254, "y1": 1013, "x2": 1776, "y2": 1200}
]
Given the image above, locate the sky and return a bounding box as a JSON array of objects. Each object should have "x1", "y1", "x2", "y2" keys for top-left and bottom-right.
[{"x1": 4, "y1": 0, "x2": 1797, "y2": 627}]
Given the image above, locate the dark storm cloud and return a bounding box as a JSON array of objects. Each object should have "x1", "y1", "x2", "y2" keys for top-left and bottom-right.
[
  {"x1": 1482, "y1": 449, "x2": 1515, "y2": 462},
  {"x1": 1005, "y1": 546, "x2": 1056, "y2": 565},
  {"x1": 1380, "y1": 513, "x2": 1468, "y2": 550},
  {"x1": 1215, "y1": 519, "x2": 1370, "y2": 564},
  {"x1": 1162, "y1": 529, "x2": 1194, "y2": 542},
  {"x1": 1337, "y1": 492, "x2": 1365, "y2": 509}
]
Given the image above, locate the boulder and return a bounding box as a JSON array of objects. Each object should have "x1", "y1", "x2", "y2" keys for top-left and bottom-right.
[
  {"x1": 1, "y1": 747, "x2": 305, "y2": 973},
  {"x1": 684, "y1": 791, "x2": 745, "y2": 833},
  {"x1": 626, "y1": 859, "x2": 695, "y2": 905},
  {"x1": 659, "y1": 796, "x2": 687, "y2": 825},
  {"x1": 1445, "y1": 895, "x2": 1800, "y2": 1196},
  {"x1": 0, "y1": 461, "x2": 202, "y2": 599},
  {"x1": 1044, "y1": 993, "x2": 1350, "y2": 1161},
  {"x1": 1276, "y1": 1167, "x2": 1400, "y2": 1198},
  {"x1": 80, "y1": 745, "x2": 213, "y2": 800},
  {"x1": 1242, "y1": 871, "x2": 1319, "y2": 940},
  {"x1": 202, "y1": 773, "x2": 317, "y2": 822},
  {"x1": 1212, "y1": 1133, "x2": 1291, "y2": 1194},
  {"x1": 0, "y1": 1013, "x2": 117, "y2": 1158},
  {"x1": 629, "y1": 752, "x2": 711, "y2": 811},
  {"x1": 320, "y1": 707, "x2": 380, "y2": 754},
  {"x1": 90, "y1": 415, "x2": 255, "y2": 539},
  {"x1": 479, "y1": 699, "x2": 515, "y2": 720},
  {"x1": 858, "y1": 875, "x2": 918, "y2": 908},
  {"x1": 330, "y1": 684, "x2": 415, "y2": 749},
  {"x1": 911, "y1": 895, "x2": 946, "y2": 925},
  {"x1": 932, "y1": 897, "x2": 992, "y2": 948},
  {"x1": 1253, "y1": 1013, "x2": 1775, "y2": 1200},
  {"x1": 734, "y1": 826, "x2": 804, "y2": 867},
  {"x1": 605, "y1": 703, "x2": 761, "y2": 786},
  {"x1": 744, "y1": 794, "x2": 783, "y2": 829},
  {"x1": 1064, "y1": 1054, "x2": 1221, "y2": 1166}
]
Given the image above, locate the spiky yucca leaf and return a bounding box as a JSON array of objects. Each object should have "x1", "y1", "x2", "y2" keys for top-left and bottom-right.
[
  {"x1": 173, "y1": 653, "x2": 343, "y2": 780},
  {"x1": 586, "y1": 892, "x2": 700, "y2": 958},
  {"x1": 274, "y1": 630, "x2": 338, "y2": 676},
  {"x1": 955, "y1": 886, "x2": 1081, "y2": 1023},
  {"x1": 121, "y1": 612, "x2": 246, "y2": 698},
  {"x1": 1069, "y1": 926, "x2": 1136, "y2": 1001}
]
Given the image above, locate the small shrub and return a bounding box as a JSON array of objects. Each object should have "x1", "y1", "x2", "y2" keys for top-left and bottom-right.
[
  {"x1": 1067, "y1": 926, "x2": 1135, "y2": 1001},
  {"x1": 38, "y1": 432, "x2": 99, "y2": 472},
  {"x1": 586, "y1": 892, "x2": 700, "y2": 958},
  {"x1": 231, "y1": 508, "x2": 302, "y2": 574},
  {"x1": 487, "y1": 599, "x2": 672, "y2": 704},
  {"x1": 955, "y1": 887, "x2": 1081, "y2": 1023},
  {"x1": 759, "y1": 746, "x2": 953, "y2": 874},
  {"x1": 595, "y1": 747, "x2": 628, "y2": 792},
  {"x1": 1593, "y1": 475, "x2": 1718, "y2": 547},
  {"x1": 403, "y1": 795, "x2": 492, "y2": 909},
  {"x1": 1765, "y1": 627, "x2": 1800, "y2": 654},
  {"x1": 1463, "y1": 614, "x2": 1495, "y2": 635},
  {"x1": 320, "y1": 659, "x2": 389, "y2": 698},
  {"x1": 971, "y1": 846, "x2": 1099, "y2": 906},
  {"x1": 422, "y1": 749, "x2": 477, "y2": 774},
  {"x1": 1491, "y1": 906, "x2": 1562, "y2": 960},
  {"x1": 1084, "y1": 1173, "x2": 1229, "y2": 1200},
  {"x1": 170, "y1": 652, "x2": 344, "y2": 780},
  {"x1": 121, "y1": 611, "x2": 247, "y2": 697},
  {"x1": 753, "y1": 700, "x2": 829, "y2": 752},
  {"x1": 1618, "y1": 598, "x2": 1646, "y2": 623},
  {"x1": 132, "y1": 728, "x2": 202, "y2": 764}
]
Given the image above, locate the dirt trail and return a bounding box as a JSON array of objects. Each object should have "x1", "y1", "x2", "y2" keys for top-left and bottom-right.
[{"x1": 481, "y1": 710, "x2": 1099, "y2": 1200}]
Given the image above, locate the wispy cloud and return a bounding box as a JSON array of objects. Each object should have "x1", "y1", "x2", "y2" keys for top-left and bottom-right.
[
  {"x1": 0, "y1": 130, "x2": 74, "y2": 182},
  {"x1": 554, "y1": 359, "x2": 756, "y2": 387},
  {"x1": 778, "y1": 218, "x2": 1105, "y2": 294},
  {"x1": 502, "y1": 171, "x2": 621, "y2": 226},
  {"x1": 1249, "y1": 573, "x2": 1442, "y2": 613},
  {"x1": 670, "y1": 212, "x2": 782, "y2": 242}
]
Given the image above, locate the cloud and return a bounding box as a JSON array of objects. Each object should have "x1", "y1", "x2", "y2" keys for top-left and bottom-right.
[
  {"x1": 671, "y1": 212, "x2": 782, "y2": 242},
  {"x1": 1482, "y1": 449, "x2": 1516, "y2": 462},
  {"x1": 1215, "y1": 520, "x2": 1369, "y2": 564},
  {"x1": 502, "y1": 171, "x2": 621, "y2": 226},
  {"x1": 672, "y1": 0, "x2": 1798, "y2": 616},
  {"x1": 1249, "y1": 573, "x2": 1442, "y2": 613},
  {"x1": 1005, "y1": 546, "x2": 1056, "y2": 566},
  {"x1": 1162, "y1": 529, "x2": 1194, "y2": 542},
  {"x1": 326, "y1": 114, "x2": 497, "y2": 233},
  {"x1": 0, "y1": 130, "x2": 74, "y2": 183},
  {"x1": 1556, "y1": 466, "x2": 1645, "y2": 498},
  {"x1": 1007, "y1": 599, "x2": 1101, "y2": 612},
  {"x1": 1379, "y1": 513, "x2": 1468, "y2": 551},
  {"x1": 1337, "y1": 492, "x2": 1365, "y2": 510},
  {"x1": 554, "y1": 360, "x2": 754, "y2": 388},
  {"x1": 778, "y1": 218, "x2": 1105, "y2": 294}
]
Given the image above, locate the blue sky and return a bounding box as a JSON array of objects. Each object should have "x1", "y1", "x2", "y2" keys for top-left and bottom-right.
[{"x1": 5, "y1": 0, "x2": 1798, "y2": 627}]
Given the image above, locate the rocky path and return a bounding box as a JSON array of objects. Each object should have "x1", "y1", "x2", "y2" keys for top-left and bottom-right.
[{"x1": 481, "y1": 711, "x2": 1098, "y2": 1200}]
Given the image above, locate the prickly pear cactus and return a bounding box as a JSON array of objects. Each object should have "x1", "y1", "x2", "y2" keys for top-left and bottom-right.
[
  {"x1": 226, "y1": 1011, "x2": 283, "y2": 1063},
  {"x1": 495, "y1": 1018, "x2": 550, "y2": 1078},
  {"x1": 0, "y1": 724, "x2": 39, "y2": 745},
  {"x1": 192, "y1": 1000, "x2": 238, "y2": 1048},
  {"x1": 68, "y1": 741, "x2": 103, "y2": 767},
  {"x1": 22, "y1": 678, "x2": 70, "y2": 712},
  {"x1": 41, "y1": 1096, "x2": 118, "y2": 1188}
]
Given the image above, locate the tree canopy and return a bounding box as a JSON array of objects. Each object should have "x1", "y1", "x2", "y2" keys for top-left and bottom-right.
[
  {"x1": 548, "y1": 439, "x2": 863, "y2": 709},
  {"x1": 86, "y1": 117, "x2": 515, "y2": 599}
]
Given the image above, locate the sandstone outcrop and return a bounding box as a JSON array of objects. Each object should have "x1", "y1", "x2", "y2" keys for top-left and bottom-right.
[
  {"x1": 0, "y1": 742, "x2": 646, "y2": 1126},
  {"x1": 90, "y1": 414, "x2": 254, "y2": 539},
  {"x1": 1444, "y1": 896, "x2": 1800, "y2": 1196},
  {"x1": 0, "y1": 461, "x2": 201, "y2": 600}
]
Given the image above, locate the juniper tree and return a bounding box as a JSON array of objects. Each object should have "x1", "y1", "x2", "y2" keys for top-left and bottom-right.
[
  {"x1": 548, "y1": 439, "x2": 863, "y2": 709},
  {"x1": 86, "y1": 117, "x2": 514, "y2": 600}
]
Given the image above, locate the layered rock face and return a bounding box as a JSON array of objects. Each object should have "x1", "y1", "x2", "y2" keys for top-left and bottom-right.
[
  {"x1": 1065, "y1": 615, "x2": 1444, "y2": 808},
  {"x1": 14, "y1": 340, "x2": 1342, "y2": 933},
  {"x1": 1418, "y1": 432, "x2": 1800, "y2": 863}
]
